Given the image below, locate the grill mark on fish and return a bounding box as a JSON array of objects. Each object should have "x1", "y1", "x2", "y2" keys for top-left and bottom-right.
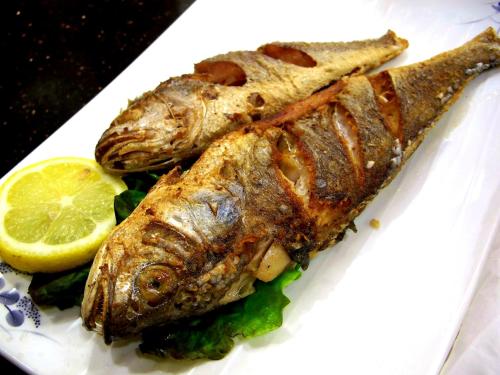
[
  {"x1": 82, "y1": 28, "x2": 499, "y2": 342},
  {"x1": 368, "y1": 71, "x2": 404, "y2": 143},
  {"x1": 291, "y1": 104, "x2": 358, "y2": 207},
  {"x1": 260, "y1": 44, "x2": 318, "y2": 67},
  {"x1": 331, "y1": 103, "x2": 365, "y2": 186},
  {"x1": 194, "y1": 60, "x2": 248, "y2": 86},
  {"x1": 273, "y1": 130, "x2": 311, "y2": 203},
  {"x1": 271, "y1": 133, "x2": 312, "y2": 237}
]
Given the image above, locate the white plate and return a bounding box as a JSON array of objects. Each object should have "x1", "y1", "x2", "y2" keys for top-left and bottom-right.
[{"x1": 1, "y1": 0, "x2": 499, "y2": 374}]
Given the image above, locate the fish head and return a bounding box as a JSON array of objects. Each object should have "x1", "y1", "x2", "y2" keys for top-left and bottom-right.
[
  {"x1": 81, "y1": 222, "x2": 189, "y2": 342},
  {"x1": 81, "y1": 176, "x2": 249, "y2": 342},
  {"x1": 82, "y1": 211, "x2": 197, "y2": 340},
  {"x1": 95, "y1": 79, "x2": 209, "y2": 173}
]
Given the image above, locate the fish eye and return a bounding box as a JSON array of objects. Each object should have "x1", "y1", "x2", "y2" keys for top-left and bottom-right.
[{"x1": 136, "y1": 264, "x2": 177, "y2": 307}]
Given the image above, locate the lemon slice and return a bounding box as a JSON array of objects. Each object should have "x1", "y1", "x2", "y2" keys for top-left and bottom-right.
[{"x1": 0, "y1": 157, "x2": 126, "y2": 273}]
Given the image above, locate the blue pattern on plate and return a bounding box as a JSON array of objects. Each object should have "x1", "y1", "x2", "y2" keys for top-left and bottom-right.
[
  {"x1": 465, "y1": 2, "x2": 500, "y2": 31},
  {"x1": 0, "y1": 262, "x2": 41, "y2": 328}
]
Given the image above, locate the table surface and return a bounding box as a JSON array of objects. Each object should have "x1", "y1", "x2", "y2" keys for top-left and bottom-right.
[{"x1": 1, "y1": 1, "x2": 194, "y2": 373}]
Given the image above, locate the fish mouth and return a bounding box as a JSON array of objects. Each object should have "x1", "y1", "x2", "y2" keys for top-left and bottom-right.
[
  {"x1": 81, "y1": 261, "x2": 114, "y2": 344},
  {"x1": 95, "y1": 123, "x2": 183, "y2": 173}
]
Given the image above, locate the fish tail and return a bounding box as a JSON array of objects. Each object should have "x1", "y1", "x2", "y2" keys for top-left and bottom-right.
[{"x1": 368, "y1": 27, "x2": 499, "y2": 150}]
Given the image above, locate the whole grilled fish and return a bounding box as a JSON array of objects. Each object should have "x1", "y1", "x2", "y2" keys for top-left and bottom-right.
[
  {"x1": 83, "y1": 28, "x2": 499, "y2": 343},
  {"x1": 95, "y1": 31, "x2": 408, "y2": 173}
]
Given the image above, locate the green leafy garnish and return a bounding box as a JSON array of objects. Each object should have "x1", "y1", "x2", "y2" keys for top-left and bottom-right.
[
  {"x1": 114, "y1": 172, "x2": 160, "y2": 224},
  {"x1": 140, "y1": 265, "x2": 301, "y2": 360},
  {"x1": 114, "y1": 190, "x2": 147, "y2": 224},
  {"x1": 28, "y1": 264, "x2": 91, "y2": 309},
  {"x1": 121, "y1": 172, "x2": 160, "y2": 191}
]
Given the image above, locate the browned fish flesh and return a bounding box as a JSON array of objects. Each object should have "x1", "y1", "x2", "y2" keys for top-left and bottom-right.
[
  {"x1": 95, "y1": 31, "x2": 408, "y2": 173},
  {"x1": 82, "y1": 28, "x2": 499, "y2": 343}
]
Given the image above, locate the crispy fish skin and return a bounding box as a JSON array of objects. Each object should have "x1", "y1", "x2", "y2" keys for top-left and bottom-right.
[
  {"x1": 95, "y1": 31, "x2": 408, "y2": 173},
  {"x1": 82, "y1": 28, "x2": 499, "y2": 343}
]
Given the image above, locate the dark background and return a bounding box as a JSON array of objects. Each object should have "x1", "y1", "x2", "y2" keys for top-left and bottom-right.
[
  {"x1": 1, "y1": 0, "x2": 194, "y2": 177},
  {"x1": 1, "y1": 0, "x2": 194, "y2": 373}
]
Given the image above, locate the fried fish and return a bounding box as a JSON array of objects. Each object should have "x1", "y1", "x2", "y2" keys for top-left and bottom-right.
[
  {"x1": 95, "y1": 31, "x2": 408, "y2": 172},
  {"x1": 83, "y1": 28, "x2": 499, "y2": 343}
]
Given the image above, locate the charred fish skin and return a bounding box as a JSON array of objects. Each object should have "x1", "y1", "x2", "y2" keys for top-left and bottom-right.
[
  {"x1": 95, "y1": 31, "x2": 408, "y2": 173},
  {"x1": 82, "y1": 28, "x2": 499, "y2": 342}
]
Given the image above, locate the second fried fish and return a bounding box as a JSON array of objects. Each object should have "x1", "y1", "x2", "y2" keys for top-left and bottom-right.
[{"x1": 95, "y1": 31, "x2": 408, "y2": 172}]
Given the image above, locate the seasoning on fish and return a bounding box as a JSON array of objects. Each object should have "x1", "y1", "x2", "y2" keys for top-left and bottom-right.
[
  {"x1": 82, "y1": 28, "x2": 499, "y2": 343},
  {"x1": 95, "y1": 31, "x2": 409, "y2": 173}
]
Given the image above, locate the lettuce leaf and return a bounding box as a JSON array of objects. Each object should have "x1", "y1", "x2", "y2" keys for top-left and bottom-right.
[
  {"x1": 114, "y1": 172, "x2": 160, "y2": 224},
  {"x1": 28, "y1": 264, "x2": 91, "y2": 309},
  {"x1": 140, "y1": 265, "x2": 301, "y2": 360},
  {"x1": 114, "y1": 190, "x2": 147, "y2": 224},
  {"x1": 121, "y1": 172, "x2": 160, "y2": 191}
]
